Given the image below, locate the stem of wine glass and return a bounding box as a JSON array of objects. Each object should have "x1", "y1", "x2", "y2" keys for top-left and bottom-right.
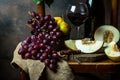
[
  {"x1": 77, "y1": 26, "x2": 80, "y2": 39},
  {"x1": 91, "y1": 19, "x2": 94, "y2": 39},
  {"x1": 89, "y1": 18, "x2": 95, "y2": 40}
]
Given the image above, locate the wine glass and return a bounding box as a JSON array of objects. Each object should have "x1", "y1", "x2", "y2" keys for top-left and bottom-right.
[{"x1": 66, "y1": 2, "x2": 89, "y2": 39}]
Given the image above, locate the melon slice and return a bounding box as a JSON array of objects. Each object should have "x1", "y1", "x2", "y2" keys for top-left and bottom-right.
[
  {"x1": 94, "y1": 25, "x2": 120, "y2": 47},
  {"x1": 64, "y1": 39, "x2": 77, "y2": 50},
  {"x1": 104, "y1": 41, "x2": 120, "y2": 62},
  {"x1": 75, "y1": 39, "x2": 103, "y2": 53}
]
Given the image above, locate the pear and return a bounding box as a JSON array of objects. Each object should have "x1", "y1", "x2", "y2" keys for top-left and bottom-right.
[
  {"x1": 54, "y1": 17, "x2": 70, "y2": 35},
  {"x1": 54, "y1": 17, "x2": 63, "y2": 26},
  {"x1": 59, "y1": 21, "x2": 70, "y2": 35}
]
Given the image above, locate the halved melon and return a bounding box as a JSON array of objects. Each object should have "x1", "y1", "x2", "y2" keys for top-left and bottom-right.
[
  {"x1": 104, "y1": 41, "x2": 120, "y2": 62},
  {"x1": 64, "y1": 39, "x2": 77, "y2": 50},
  {"x1": 75, "y1": 39, "x2": 103, "y2": 53},
  {"x1": 94, "y1": 25, "x2": 120, "y2": 47}
]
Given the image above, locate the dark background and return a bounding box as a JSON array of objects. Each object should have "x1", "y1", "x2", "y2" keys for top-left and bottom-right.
[{"x1": 0, "y1": 0, "x2": 120, "y2": 80}]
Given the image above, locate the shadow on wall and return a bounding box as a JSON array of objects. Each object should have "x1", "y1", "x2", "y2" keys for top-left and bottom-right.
[
  {"x1": 0, "y1": 0, "x2": 35, "y2": 59},
  {"x1": 0, "y1": 0, "x2": 35, "y2": 80}
]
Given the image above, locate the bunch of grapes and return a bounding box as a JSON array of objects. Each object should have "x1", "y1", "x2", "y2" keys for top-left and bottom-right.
[{"x1": 18, "y1": 11, "x2": 64, "y2": 72}]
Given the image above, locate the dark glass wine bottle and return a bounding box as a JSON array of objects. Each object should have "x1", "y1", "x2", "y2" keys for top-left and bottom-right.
[{"x1": 85, "y1": 0, "x2": 105, "y2": 39}]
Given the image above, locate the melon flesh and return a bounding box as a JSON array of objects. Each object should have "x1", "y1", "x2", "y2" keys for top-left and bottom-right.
[
  {"x1": 104, "y1": 42, "x2": 120, "y2": 61},
  {"x1": 75, "y1": 40, "x2": 103, "y2": 53}
]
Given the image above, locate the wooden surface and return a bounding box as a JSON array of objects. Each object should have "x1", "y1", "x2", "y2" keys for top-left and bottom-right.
[
  {"x1": 20, "y1": 59, "x2": 120, "y2": 80},
  {"x1": 68, "y1": 59, "x2": 120, "y2": 73}
]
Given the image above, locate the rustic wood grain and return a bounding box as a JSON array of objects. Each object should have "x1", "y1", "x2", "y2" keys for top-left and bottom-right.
[{"x1": 68, "y1": 59, "x2": 120, "y2": 73}]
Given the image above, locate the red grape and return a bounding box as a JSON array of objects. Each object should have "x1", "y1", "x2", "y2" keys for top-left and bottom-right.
[
  {"x1": 48, "y1": 25, "x2": 54, "y2": 31},
  {"x1": 42, "y1": 52, "x2": 48, "y2": 59},
  {"x1": 39, "y1": 49, "x2": 44, "y2": 53},
  {"x1": 50, "y1": 59, "x2": 57, "y2": 64},
  {"x1": 28, "y1": 46, "x2": 33, "y2": 52},
  {"x1": 18, "y1": 47, "x2": 26, "y2": 55},
  {"x1": 50, "y1": 31, "x2": 55, "y2": 36},
  {"x1": 52, "y1": 35, "x2": 57, "y2": 41},
  {"x1": 39, "y1": 56, "x2": 45, "y2": 62},
  {"x1": 21, "y1": 40, "x2": 28, "y2": 46},
  {"x1": 44, "y1": 59, "x2": 50, "y2": 66},
  {"x1": 22, "y1": 45, "x2": 28, "y2": 50},
  {"x1": 31, "y1": 50, "x2": 37, "y2": 56},
  {"x1": 56, "y1": 32, "x2": 62, "y2": 38},
  {"x1": 44, "y1": 15, "x2": 51, "y2": 21},
  {"x1": 44, "y1": 46, "x2": 51, "y2": 53},
  {"x1": 29, "y1": 11, "x2": 36, "y2": 18},
  {"x1": 52, "y1": 52, "x2": 58, "y2": 59},
  {"x1": 27, "y1": 19, "x2": 33, "y2": 24},
  {"x1": 53, "y1": 27, "x2": 60, "y2": 32},
  {"x1": 49, "y1": 63, "x2": 56, "y2": 72},
  {"x1": 26, "y1": 37, "x2": 31, "y2": 43},
  {"x1": 33, "y1": 44, "x2": 39, "y2": 50},
  {"x1": 50, "y1": 40, "x2": 55, "y2": 46},
  {"x1": 39, "y1": 43, "x2": 45, "y2": 49},
  {"x1": 36, "y1": 53, "x2": 41, "y2": 59},
  {"x1": 36, "y1": 15, "x2": 40, "y2": 20},
  {"x1": 43, "y1": 39, "x2": 48, "y2": 45},
  {"x1": 24, "y1": 52, "x2": 31, "y2": 59}
]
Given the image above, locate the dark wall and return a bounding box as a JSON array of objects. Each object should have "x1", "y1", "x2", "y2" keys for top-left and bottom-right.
[
  {"x1": 0, "y1": 0, "x2": 119, "y2": 80},
  {"x1": 0, "y1": 0, "x2": 35, "y2": 79}
]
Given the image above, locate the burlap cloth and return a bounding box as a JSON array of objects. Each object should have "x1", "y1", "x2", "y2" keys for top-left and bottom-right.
[{"x1": 11, "y1": 42, "x2": 75, "y2": 80}]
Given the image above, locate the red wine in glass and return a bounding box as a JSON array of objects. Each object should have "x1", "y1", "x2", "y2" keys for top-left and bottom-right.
[
  {"x1": 67, "y1": 13, "x2": 88, "y2": 26},
  {"x1": 66, "y1": 3, "x2": 89, "y2": 39}
]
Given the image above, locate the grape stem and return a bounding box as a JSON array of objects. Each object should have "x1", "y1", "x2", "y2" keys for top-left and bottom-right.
[
  {"x1": 28, "y1": 11, "x2": 32, "y2": 15},
  {"x1": 58, "y1": 49, "x2": 81, "y2": 55},
  {"x1": 26, "y1": 23, "x2": 33, "y2": 30}
]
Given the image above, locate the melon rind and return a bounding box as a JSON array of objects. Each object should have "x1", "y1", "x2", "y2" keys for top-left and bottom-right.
[
  {"x1": 64, "y1": 39, "x2": 77, "y2": 50},
  {"x1": 94, "y1": 25, "x2": 120, "y2": 47}
]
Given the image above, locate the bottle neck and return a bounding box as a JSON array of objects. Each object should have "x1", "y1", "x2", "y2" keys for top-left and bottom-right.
[{"x1": 36, "y1": 1, "x2": 45, "y2": 15}]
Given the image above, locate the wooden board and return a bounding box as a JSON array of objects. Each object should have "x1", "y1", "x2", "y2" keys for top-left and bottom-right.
[{"x1": 69, "y1": 53, "x2": 107, "y2": 62}]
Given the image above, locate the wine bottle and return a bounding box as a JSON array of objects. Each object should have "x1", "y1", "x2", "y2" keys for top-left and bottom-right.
[
  {"x1": 36, "y1": 0, "x2": 45, "y2": 15},
  {"x1": 85, "y1": 0, "x2": 105, "y2": 39}
]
